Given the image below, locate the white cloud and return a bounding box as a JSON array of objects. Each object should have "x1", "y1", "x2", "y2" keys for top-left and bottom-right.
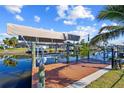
[
  {"x1": 0, "y1": 33, "x2": 11, "y2": 38},
  {"x1": 4, "y1": 6, "x2": 24, "y2": 22},
  {"x1": 67, "y1": 6, "x2": 95, "y2": 21},
  {"x1": 69, "y1": 30, "x2": 88, "y2": 37},
  {"x1": 50, "y1": 28, "x2": 55, "y2": 32},
  {"x1": 93, "y1": 23, "x2": 97, "y2": 26},
  {"x1": 0, "y1": 33, "x2": 12, "y2": 42},
  {"x1": 56, "y1": 5, "x2": 95, "y2": 25},
  {"x1": 76, "y1": 25, "x2": 97, "y2": 32},
  {"x1": 111, "y1": 22, "x2": 118, "y2": 26},
  {"x1": 63, "y1": 20, "x2": 76, "y2": 25},
  {"x1": 34, "y1": 16, "x2": 40, "y2": 23},
  {"x1": 15, "y1": 15, "x2": 24, "y2": 21},
  {"x1": 4, "y1": 5, "x2": 23, "y2": 14},
  {"x1": 101, "y1": 23, "x2": 107, "y2": 27},
  {"x1": 67, "y1": 25, "x2": 97, "y2": 41},
  {"x1": 46, "y1": 7, "x2": 50, "y2": 11},
  {"x1": 102, "y1": 22, "x2": 118, "y2": 27},
  {"x1": 56, "y1": 5, "x2": 68, "y2": 20}
]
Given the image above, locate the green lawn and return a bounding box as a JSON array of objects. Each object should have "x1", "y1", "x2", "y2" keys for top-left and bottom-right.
[
  {"x1": 0, "y1": 48, "x2": 27, "y2": 54},
  {"x1": 87, "y1": 70, "x2": 124, "y2": 88}
]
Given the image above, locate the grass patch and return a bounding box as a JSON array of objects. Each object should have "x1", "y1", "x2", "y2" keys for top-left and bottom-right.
[
  {"x1": 113, "y1": 72, "x2": 124, "y2": 88},
  {"x1": 0, "y1": 50, "x2": 4, "y2": 52},
  {"x1": 0, "y1": 48, "x2": 27, "y2": 54},
  {"x1": 6, "y1": 48, "x2": 27, "y2": 51},
  {"x1": 87, "y1": 70, "x2": 124, "y2": 88}
]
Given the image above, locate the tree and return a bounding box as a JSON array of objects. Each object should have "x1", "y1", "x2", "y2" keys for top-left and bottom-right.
[
  {"x1": 3, "y1": 37, "x2": 18, "y2": 48},
  {"x1": 90, "y1": 6, "x2": 124, "y2": 46},
  {"x1": 80, "y1": 43, "x2": 90, "y2": 58},
  {"x1": 9, "y1": 37, "x2": 18, "y2": 48},
  {"x1": 90, "y1": 5, "x2": 124, "y2": 69}
]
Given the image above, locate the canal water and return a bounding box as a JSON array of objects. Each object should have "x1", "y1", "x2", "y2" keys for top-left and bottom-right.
[
  {"x1": 0, "y1": 55, "x2": 32, "y2": 88},
  {"x1": 0, "y1": 52, "x2": 112, "y2": 88},
  {"x1": 0, "y1": 55, "x2": 81, "y2": 88}
]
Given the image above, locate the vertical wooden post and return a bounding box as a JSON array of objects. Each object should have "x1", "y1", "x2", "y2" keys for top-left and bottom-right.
[
  {"x1": 55, "y1": 43, "x2": 57, "y2": 53},
  {"x1": 76, "y1": 52, "x2": 78, "y2": 63},
  {"x1": 66, "y1": 42, "x2": 69, "y2": 64},
  {"x1": 55, "y1": 43, "x2": 58, "y2": 63},
  {"x1": 87, "y1": 34, "x2": 90, "y2": 60},
  {"x1": 111, "y1": 47, "x2": 115, "y2": 69},
  {"x1": 32, "y1": 42, "x2": 38, "y2": 88},
  {"x1": 32, "y1": 42, "x2": 36, "y2": 67},
  {"x1": 66, "y1": 55, "x2": 69, "y2": 64},
  {"x1": 75, "y1": 45, "x2": 78, "y2": 63}
]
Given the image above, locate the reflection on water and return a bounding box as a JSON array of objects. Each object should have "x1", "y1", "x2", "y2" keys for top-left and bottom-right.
[
  {"x1": 0, "y1": 55, "x2": 32, "y2": 88},
  {"x1": 3, "y1": 56, "x2": 18, "y2": 67},
  {"x1": 1, "y1": 55, "x2": 31, "y2": 67}
]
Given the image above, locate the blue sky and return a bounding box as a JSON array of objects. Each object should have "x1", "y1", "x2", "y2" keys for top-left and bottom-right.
[{"x1": 0, "y1": 5, "x2": 123, "y2": 44}]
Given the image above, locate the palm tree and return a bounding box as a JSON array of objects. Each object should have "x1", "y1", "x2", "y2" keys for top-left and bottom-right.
[
  {"x1": 90, "y1": 5, "x2": 124, "y2": 69},
  {"x1": 3, "y1": 37, "x2": 18, "y2": 48},
  {"x1": 9, "y1": 37, "x2": 18, "y2": 48},
  {"x1": 90, "y1": 5, "x2": 124, "y2": 45}
]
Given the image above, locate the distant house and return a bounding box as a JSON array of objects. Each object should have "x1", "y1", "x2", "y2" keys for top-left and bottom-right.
[{"x1": 7, "y1": 23, "x2": 81, "y2": 49}]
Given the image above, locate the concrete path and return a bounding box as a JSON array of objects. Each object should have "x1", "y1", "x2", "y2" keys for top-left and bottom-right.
[{"x1": 66, "y1": 65, "x2": 111, "y2": 88}]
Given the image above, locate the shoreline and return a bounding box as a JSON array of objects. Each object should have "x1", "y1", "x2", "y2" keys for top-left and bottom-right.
[{"x1": 0, "y1": 48, "x2": 28, "y2": 55}]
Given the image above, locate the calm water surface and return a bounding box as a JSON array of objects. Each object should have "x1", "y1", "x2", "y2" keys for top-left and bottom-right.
[{"x1": 0, "y1": 55, "x2": 32, "y2": 88}]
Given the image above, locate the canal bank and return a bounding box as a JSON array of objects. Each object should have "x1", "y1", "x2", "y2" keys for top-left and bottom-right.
[{"x1": 0, "y1": 48, "x2": 27, "y2": 55}]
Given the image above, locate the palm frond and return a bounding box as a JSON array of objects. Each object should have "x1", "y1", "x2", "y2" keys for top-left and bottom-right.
[
  {"x1": 99, "y1": 25, "x2": 123, "y2": 33},
  {"x1": 90, "y1": 26, "x2": 124, "y2": 46},
  {"x1": 97, "y1": 6, "x2": 124, "y2": 23}
]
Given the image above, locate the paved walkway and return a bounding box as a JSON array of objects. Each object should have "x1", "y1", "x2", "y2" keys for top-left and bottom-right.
[{"x1": 66, "y1": 65, "x2": 111, "y2": 88}]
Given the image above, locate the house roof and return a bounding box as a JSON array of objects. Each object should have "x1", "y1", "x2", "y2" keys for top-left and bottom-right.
[
  {"x1": 7, "y1": 23, "x2": 80, "y2": 43},
  {"x1": 7, "y1": 23, "x2": 64, "y2": 40}
]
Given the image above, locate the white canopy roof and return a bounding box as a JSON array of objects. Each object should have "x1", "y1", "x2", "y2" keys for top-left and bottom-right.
[
  {"x1": 7, "y1": 23, "x2": 65, "y2": 40},
  {"x1": 7, "y1": 23, "x2": 80, "y2": 43}
]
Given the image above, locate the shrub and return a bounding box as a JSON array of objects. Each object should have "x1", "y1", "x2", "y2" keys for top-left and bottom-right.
[
  {"x1": 49, "y1": 49, "x2": 54, "y2": 53},
  {"x1": 0, "y1": 46, "x2": 4, "y2": 49}
]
